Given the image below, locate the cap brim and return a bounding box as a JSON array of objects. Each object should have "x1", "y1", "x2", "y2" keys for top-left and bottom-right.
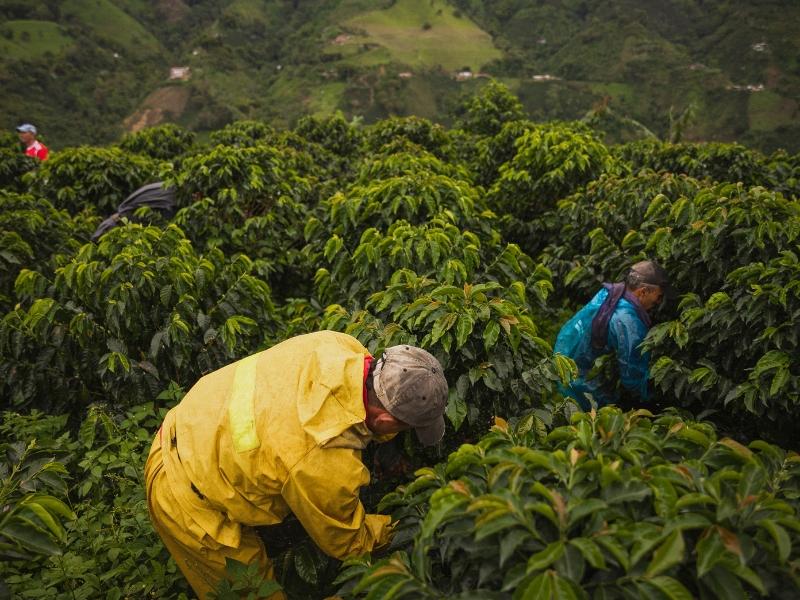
[{"x1": 414, "y1": 415, "x2": 445, "y2": 446}]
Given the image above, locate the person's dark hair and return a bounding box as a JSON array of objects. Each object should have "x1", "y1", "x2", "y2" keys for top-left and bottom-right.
[{"x1": 624, "y1": 260, "x2": 669, "y2": 292}]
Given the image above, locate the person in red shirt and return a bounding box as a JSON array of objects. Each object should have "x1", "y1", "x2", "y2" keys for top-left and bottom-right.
[{"x1": 16, "y1": 123, "x2": 49, "y2": 160}]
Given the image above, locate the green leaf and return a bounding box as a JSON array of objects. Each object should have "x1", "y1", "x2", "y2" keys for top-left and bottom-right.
[
  {"x1": 484, "y1": 320, "x2": 501, "y2": 350},
  {"x1": 696, "y1": 528, "x2": 726, "y2": 577},
  {"x1": 293, "y1": 545, "x2": 320, "y2": 585},
  {"x1": 730, "y1": 563, "x2": 766, "y2": 595},
  {"x1": 431, "y1": 312, "x2": 458, "y2": 344},
  {"x1": 1, "y1": 521, "x2": 61, "y2": 556},
  {"x1": 516, "y1": 570, "x2": 581, "y2": 600},
  {"x1": 757, "y1": 520, "x2": 790, "y2": 564},
  {"x1": 596, "y1": 535, "x2": 630, "y2": 571},
  {"x1": 500, "y1": 530, "x2": 531, "y2": 568},
  {"x1": 603, "y1": 480, "x2": 651, "y2": 505},
  {"x1": 19, "y1": 501, "x2": 64, "y2": 541},
  {"x1": 567, "y1": 499, "x2": 607, "y2": 528},
  {"x1": 257, "y1": 581, "x2": 283, "y2": 597},
  {"x1": 420, "y1": 488, "x2": 468, "y2": 540},
  {"x1": 645, "y1": 530, "x2": 685, "y2": 578},
  {"x1": 675, "y1": 493, "x2": 715, "y2": 510},
  {"x1": 737, "y1": 463, "x2": 766, "y2": 502},
  {"x1": 455, "y1": 313, "x2": 474, "y2": 349},
  {"x1": 516, "y1": 571, "x2": 552, "y2": 600},
  {"x1": 700, "y1": 566, "x2": 746, "y2": 600},
  {"x1": 646, "y1": 576, "x2": 693, "y2": 600},
  {"x1": 33, "y1": 496, "x2": 75, "y2": 521},
  {"x1": 752, "y1": 350, "x2": 789, "y2": 377},
  {"x1": 555, "y1": 543, "x2": 585, "y2": 583},
  {"x1": 527, "y1": 541, "x2": 564, "y2": 572},
  {"x1": 445, "y1": 387, "x2": 468, "y2": 431},
  {"x1": 569, "y1": 537, "x2": 606, "y2": 570}
]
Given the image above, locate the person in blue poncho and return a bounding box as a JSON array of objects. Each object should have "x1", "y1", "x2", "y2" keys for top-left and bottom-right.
[{"x1": 555, "y1": 260, "x2": 670, "y2": 410}]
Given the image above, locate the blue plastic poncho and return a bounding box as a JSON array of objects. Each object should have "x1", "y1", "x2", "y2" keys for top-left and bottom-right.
[{"x1": 554, "y1": 287, "x2": 651, "y2": 409}]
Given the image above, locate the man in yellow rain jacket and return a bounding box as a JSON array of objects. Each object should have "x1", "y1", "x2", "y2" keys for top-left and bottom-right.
[{"x1": 145, "y1": 330, "x2": 448, "y2": 598}]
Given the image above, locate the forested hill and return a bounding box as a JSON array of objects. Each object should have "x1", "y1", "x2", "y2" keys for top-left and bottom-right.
[{"x1": 1, "y1": 0, "x2": 798, "y2": 151}]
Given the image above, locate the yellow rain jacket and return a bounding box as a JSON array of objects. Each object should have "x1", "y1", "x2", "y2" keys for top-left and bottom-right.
[{"x1": 145, "y1": 331, "x2": 392, "y2": 596}]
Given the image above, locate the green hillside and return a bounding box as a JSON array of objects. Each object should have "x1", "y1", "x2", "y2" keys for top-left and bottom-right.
[
  {"x1": 60, "y1": 0, "x2": 162, "y2": 55},
  {"x1": 0, "y1": 20, "x2": 74, "y2": 59},
  {"x1": 339, "y1": 0, "x2": 501, "y2": 70},
  {"x1": 0, "y1": 0, "x2": 797, "y2": 152}
]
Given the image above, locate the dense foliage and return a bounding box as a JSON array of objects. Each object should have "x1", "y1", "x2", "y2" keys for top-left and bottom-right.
[
  {"x1": 1, "y1": 405, "x2": 191, "y2": 598},
  {"x1": 0, "y1": 84, "x2": 798, "y2": 598},
  {"x1": 1, "y1": 224, "x2": 275, "y2": 413},
  {"x1": 340, "y1": 407, "x2": 800, "y2": 599}
]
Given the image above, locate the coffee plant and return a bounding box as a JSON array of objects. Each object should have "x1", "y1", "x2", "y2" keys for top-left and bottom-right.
[
  {"x1": 615, "y1": 140, "x2": 773, "y2": 188},
  {"x1": 1, "y1": 87, "x2": 799, "y2": 598},
  {"x1": 472, "y1": 120, "x2": 537, "y2": 189},
  {"x1": 365, "y1": 117, "x2": 453, "y2": 160},
  {"x1": 454, "y1": 81, "x2": 526, "y2": 137},
  {"x1": 209, "y1": 120, "x2": 277, "y2": 148},
  {"x1": 295, "y1": 113, "x2": 364, "y2": 159},
  {"x1": 27, "y1": 147, "x2": 163, "y2": 215},
  {"x1": 339, "y1": 407, "x2": 800, "y2": 600},
  {"x1": 0, "y1": 414, "x2": 74, "y2": 568},
  {"x1": 540, "y1": 178, "x2": 799, "y2": 306},
  {"x1": 0, "y1": 192, "x2": 95, "y2": 312},
  {"x1": 355, "y1": 148, "x2": 472, "y2": 185},
  {"x1": 488, "y1": 123, "x2": 617, "y2": 220},
  {"x1": 322, "y1": 267, "x2": 571, "y2": 438},
  {"x1": 0, "y1": 224, "x2": 275, "y2": 412},
  {"x1": 645, "y1": 247, "x2": 800, "y2": 444},
  {"x1": 0, "y1": 404, "x2": 192, "y2": 598},
  {"x1": 118, "y1": 124, "x2": 197, "y2": 161},
  {"x1": 0, "y1": 149, "x2": 38, "y2": 192}
]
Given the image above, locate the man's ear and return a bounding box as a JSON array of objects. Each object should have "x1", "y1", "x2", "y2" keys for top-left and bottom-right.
[
  {"x1": 369, "y1": 411, "x2": 409, "y2": 435},
  {"x1": 372, "y1": 412, "x2": 397, "y2": 427}
]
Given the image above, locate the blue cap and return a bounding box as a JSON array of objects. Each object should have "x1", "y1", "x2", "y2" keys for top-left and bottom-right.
[{"x1": 16, "y1": 123, "x2": 37, "y2": 134}]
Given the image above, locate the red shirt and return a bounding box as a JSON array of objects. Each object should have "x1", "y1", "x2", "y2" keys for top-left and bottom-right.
[{"x1": 25, "y1": 141, "x2": 49, "y2": 161}]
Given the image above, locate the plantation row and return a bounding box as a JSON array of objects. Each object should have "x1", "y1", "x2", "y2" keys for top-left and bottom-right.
[{"x1": 1, "y1": 83, "x2": 798, "y2": 598}]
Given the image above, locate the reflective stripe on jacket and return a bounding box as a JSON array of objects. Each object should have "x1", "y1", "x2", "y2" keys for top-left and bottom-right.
[
  {"x1": 554, "y1": 288, "x2": 651, "y2": 409},
  {"x1": 158, "y1": 330, "x2": 392, "y2": 559}
]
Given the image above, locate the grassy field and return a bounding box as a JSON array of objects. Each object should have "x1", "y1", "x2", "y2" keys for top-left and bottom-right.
[
  {"x1": 340, "y1": 0, "x2": 501, "y2": 72},
  {"x1": 61, "y1": 0, "x2": 161, "y2": 55},
  {"x1": 748, "y1": 90, "x2": 798, "y2": 132},
  {"x1": 307, "y1": 82, "x2": 348, "y2": 117},
  {"x1": 0, "y1": 20, "x2": 74, "y2": 60},
  {"x1": 589, "y1": 82, "x2": 634, "y2": 105}
]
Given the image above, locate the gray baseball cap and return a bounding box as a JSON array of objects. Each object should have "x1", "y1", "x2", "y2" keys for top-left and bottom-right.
[
  {"x1": 16, "y1": 123, "x2": 37, "y2": 134},
  {"x1": 373, "y1": 345, "x2": 448, "y2": 446}
]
